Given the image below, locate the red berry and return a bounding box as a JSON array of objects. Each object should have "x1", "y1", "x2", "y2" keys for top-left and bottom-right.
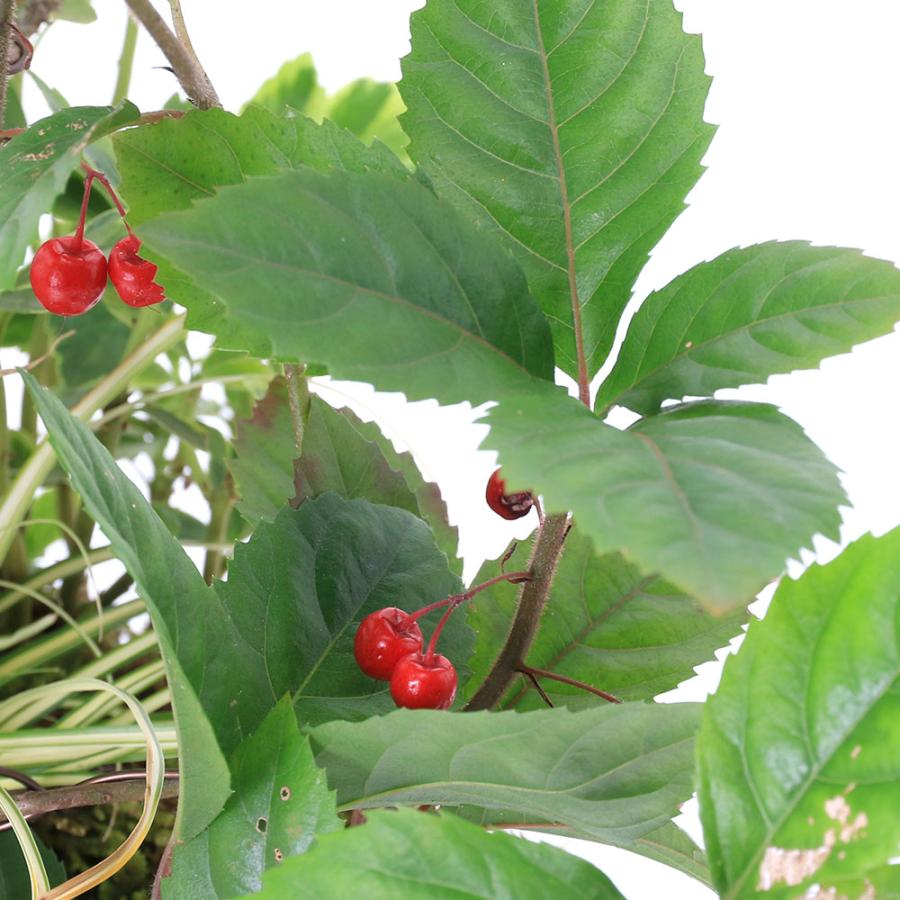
[
  {"x1": 108, "y1": 234, "x2": 166, "y2": 307},
  {"x1": 485, "y1": 468, "x2": 534, "y2": 520},
  {"x1": 30, "y1": 236, "x2": 107, "y2": 316},
  {"x1": 354, "y1": 608, "x2": 424, "y2": 681},
  {"x1": 390, "y1": 652, "x2": 457, "y2": 710}
]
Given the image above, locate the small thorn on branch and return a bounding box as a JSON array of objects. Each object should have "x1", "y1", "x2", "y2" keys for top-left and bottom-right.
[{"x1": 516, "y1": 663, "x2": 622, "y2": 704}]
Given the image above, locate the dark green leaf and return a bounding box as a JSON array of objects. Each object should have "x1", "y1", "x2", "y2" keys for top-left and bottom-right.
[
  {"x1": 698, "y1": 528, "x2": 900, "y2": 899},
  {"x1": 22, "y1": 371, "x2": 230, "y2": 840},
  {"x1": 486, "y1": 396, "x2": 845, "y2": 609},
  {"x1": 466, "y1": 531, "x2": 745, "y2": 706},
  {"x1": 218, "y1": 495, "x2": 473, "y2": 728},
  {"x1": 231, "y1": 376, "x2": 298, "y2": 525},
  {"x1": 140, "y1": 168, "x2": 555, "y2": 406},
  {"x1": 0, "y1": 830, "x2": 66, "y2": 897},
  {"x1": 597, "y1": 242, "x2": 900, "y2": 415},
  {"x1": 399, "y1": 0, "x2": 714, "y2": 378},
  {"x1": 55, "y1": 299, "x2": 131, "y2": 389},
  {"x1": 311, "y1": 702, "x2": 700, "y2": 843},
  {"x1": 165, "y1": 699, "x2": 342, "y2": 899},
  {"x1": 253, "y1": 808, "x2": 625, "y2": 900},
  {"x1": 0, "y1": 103, "x2": 138, "y2": 290}
]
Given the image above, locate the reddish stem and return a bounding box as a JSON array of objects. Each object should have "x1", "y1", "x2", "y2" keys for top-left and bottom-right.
[
  {"x1": 415, "y1": 570, "x2": 534, "y2": 662},
  {"x1": 517, "y1": 663, "x2": 621, "y2": 704},
  {"x1": 72, "y1": 171, "x2": 95, "y2": 250},
  {"x1": 81, "y1": 163, "x2": 134, "y2": 235}
]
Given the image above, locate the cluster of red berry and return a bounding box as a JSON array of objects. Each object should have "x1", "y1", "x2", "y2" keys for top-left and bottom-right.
[
  {"x1": 30, "y1": 165, "x2": 165, "y2": 317},
  {"x1": 353, "y1": 469, "x2": 535, "y2": 710}
]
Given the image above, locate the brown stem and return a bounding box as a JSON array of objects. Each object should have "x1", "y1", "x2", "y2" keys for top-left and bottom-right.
[
  {"x1": 0, "y1": 0, "x2": 18, "y2": 128},
  {"x1": 518, "y1": 663, "x2": 622, "y2": 704},
  {"x1": 465, "y1": 513, "x2": 569, "y2": 710},
  {"x1": 15, "y1": 0, "x2": 59, "y2": 36},
  {"x1": 123, "y1": 0, "x2": 219, "y2": 110},
  {"x1": 0, "y1": 773, "x2": 180, "y2": 828}
]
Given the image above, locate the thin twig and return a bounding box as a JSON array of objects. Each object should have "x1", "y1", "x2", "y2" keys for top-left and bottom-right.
[
  {"x1": 0, "y1": 330, "x2": 74, "y2": 378},
  {"x1": 0, "y1": 772, "x2": 179, "y2": 829},
  {"x1": 522, "y1": 670, "x2": 554, "y2": 707},
  {"x1": 123, "y1": 0, "x2": 219, "y2": 109}
]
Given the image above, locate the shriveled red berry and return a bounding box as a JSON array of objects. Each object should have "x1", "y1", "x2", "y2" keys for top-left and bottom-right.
[
  {"x1": 108, "y1": 234, "x2": 166, "y2": 307},
  {"x1": 390, "y1": 652, "x2": 457, "y2": 710},
  {"x1": 30, "y1": 236, "x2": 107, "y2": 316},
  {"x1": 485, "y1": 468, "x2": 534, "y2": 521},
  {"x1": 354, "y1": 608, "x2": 424, "y2": 680}
]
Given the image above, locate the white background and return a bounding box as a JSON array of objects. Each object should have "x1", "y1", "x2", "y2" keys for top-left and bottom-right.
[{"x1": 11, "y1": 1, "x2": 900, "y2": 897}]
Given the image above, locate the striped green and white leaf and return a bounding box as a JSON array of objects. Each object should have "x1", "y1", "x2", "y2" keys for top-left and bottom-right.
[
  {"x1": 400, "y1": 0, "x2": 714, "y2": 380},
  {"x1": 597, "y1": 242, "x2": 900, "y2": 415},
  {"x1": 486, "y1": 396, "x2": 844, "y2": 609},
  {"x1": 465, "y1": 531, "x2": 746, "y2": 706},
  {"x1": 311, "y1": 702, "x2": 700, "y2": 844},
  {"x1": 253, "y1": 809, "x2": 626, "y2": 899},
  {"x1": 698, "y1": 528, "x2": 900, "y2": 899}
]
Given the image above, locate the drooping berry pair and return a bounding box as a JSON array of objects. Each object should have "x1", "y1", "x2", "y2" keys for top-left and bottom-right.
[
  {"x1": 30, "y1": 165, "x2": 165, "y2": 316},
  {"x1": 354, "y1": 606, "x2": 457, "y2": 710}
]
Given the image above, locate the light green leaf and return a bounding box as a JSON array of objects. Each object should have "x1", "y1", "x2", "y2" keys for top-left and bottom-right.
[
  {"x1": 311, "y1": 702, "x2": 700, "y2": 843},
  {"x1": 466, "y1": 531, "x2": 746, "y2": 706},
  {"x1": 139, "y1": 168, "x2": 555, "y2": 406},
  {"x1": 247, "y1": 53, "x2": 325, "y2": 116},
  {"x1": 0, "y1": 103, "x2": 138, "y2": 290},
  {"x1": 486, "y1": 396, "x2": 845, "y2": 609},
  {"x1": 219, "y1": 494, "x2": 472, "y2": 728},
  {"x1": 252, "y1": 808, "x2": 625, "y2": 899},
  {"x1": 698, "y1": 528, "x2": 900, "y2": 899},
  {"x1": 22, "y1": 371, "x2": 229, "y2": 840},
  {"x1": 399, "y1": 0, "x2": 714, "y2": 379},
  {"x1": 56, "y1": 0, "x2": 96, "y2": 23},
  {"x1": 325, "y1": 79, "x2": 409, "y2": 162},
  {"x1": 598, "y1": 242, "x2": 900, "y2": 415},
  {"x1": 165, "y1": 699, "x2": 342, "y2": 899}
]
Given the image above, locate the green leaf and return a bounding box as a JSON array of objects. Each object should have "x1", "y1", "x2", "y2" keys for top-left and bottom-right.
[
  {"x1": 486, "y1": 396, "x2": 845, "y2": 609},
  {"x1": 0, "y1": 830, "x2": 66, "y2": 897},
  {"x1": 698, "y1": 528, "x2": 900, "y2": 899},
  {"x1": 230, "y1": 376, "x2": 299, "y2": 525},
  {"x1": 55, "y1": 299, "x2": 131, "y2": 389},
  {"x1": 56, "y1": 0, "x2": 97, "y2": 23},
  {"x1": 466, "y1": 531, "x2": 745, "y2": 706},
  {"x1": 325, "y1": 79, "x2": 410, "y2": 162},
  {"x1": 21, "y1": 371, "x2": 230, "y2": 840},
  {"x1": 165, "y1": 699, "x2": 342, "y2": 899},
  {"x1": 399, "y1": 0, "x2": 714, "y2": 379},
  {"x1": 140, "y1": 168, "x2": 555, "y2": 405},
  {"x1": 247, "y1": 53, "x2": 325, "y2": 116},
  {"x1": 114, "y1": 107, "x2": 408, "y2": 351},
  {"x1": 219, "y1": 495, "x2": 472, "y2": 728},
  {"x1": 597, "y1": 242, "x2": 900, "y2": 415},
  {"x1": 252, "y1": 808, "x2": 625, "y2": 899},
  {"x1": 311, "y1": 702, "x2": 700, "y2": 843},
  {"x1": 296, "y1": 396, "x2": 460, "y2": 569},
  {"x1": 0, "y1": 103, "x2": 138, "y2": 290}
]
